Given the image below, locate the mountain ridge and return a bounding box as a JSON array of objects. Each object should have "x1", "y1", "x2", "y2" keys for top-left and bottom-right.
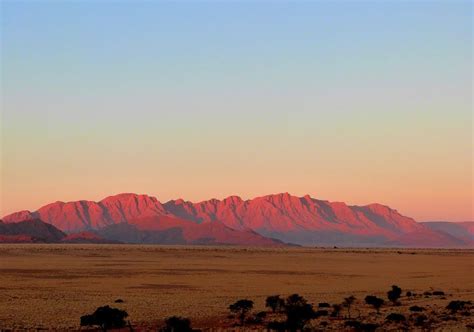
[{"x1": 3, "y1": 193, "x2": 472, "y2": 247}]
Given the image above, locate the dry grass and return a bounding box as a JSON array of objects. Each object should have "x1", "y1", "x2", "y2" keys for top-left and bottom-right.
[{"x1": 0, "y1": 245, "x2": 473, "y2": 330}]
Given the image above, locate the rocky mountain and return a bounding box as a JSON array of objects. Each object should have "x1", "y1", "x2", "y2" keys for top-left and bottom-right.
[
  {"x1": 0, "y1": 216, "x2": 283, "y2": 246},
  {"x1": 3, "y1": 193, "x2": 472, "y2": 247},
  {"x1": 0, "y1": 219, "x2": 65, "y2": 243},
  {"x1": 97, "y1": 216, "x2": 284, "y2": 246}
]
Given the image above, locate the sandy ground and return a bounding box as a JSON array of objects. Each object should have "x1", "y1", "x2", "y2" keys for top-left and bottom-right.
[{"x1": 0, "y1": 245, "x2": 473, "y2": 331}]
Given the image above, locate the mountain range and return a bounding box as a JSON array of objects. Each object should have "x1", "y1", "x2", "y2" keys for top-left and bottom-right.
[{"x1": 2, "y1": 193, "x2": 472, "y2": 247}]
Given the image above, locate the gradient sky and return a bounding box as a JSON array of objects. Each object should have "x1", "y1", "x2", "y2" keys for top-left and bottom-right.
[{"x1": 1, "y1": 1, "x2": 472, "y2": 221}]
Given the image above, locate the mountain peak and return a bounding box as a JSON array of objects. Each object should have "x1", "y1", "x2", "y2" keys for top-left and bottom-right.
[{"x1": 3, "y1": 192, "x2": 470, "y2": 247}]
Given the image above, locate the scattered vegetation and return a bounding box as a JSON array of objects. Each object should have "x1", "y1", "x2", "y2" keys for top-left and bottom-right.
[
  {"x1": 387, "y1": 285, "x2": 402, "y2": 305},
  {"x1": 446, "y1": 300, "x2": 471, "y2": 312},
  {"x1": 284, "y1": 294, "x2": 316, "y2": 331},
  {"x1": 331, "y1": 304, "x2": 342, "y2": 318},
  {"x1": 78, "y1": 286, "x2": 472, "y2": 331},
  {"x1": 253, "y1": 311, "x2": 267, "y2": 324},
  {"x1": 161, "y1": 316, "x2": 192, "y2": 332},
  {"x1": 364, "y1": 295, "x2": 384, "y2": 313},
  {"x1": 265, "y1": 295, "x2": 285, "y2": 313},
  {"x1": 80, "y1": 306, "x2": 128, "y2": 332},
  {"x1": 314, "y1": 310, "x2": 329, "y2": 318},
  {"x1": 344, "y1": 320, "x2": 379, "y2": 332},
  {"x1": 414, "y1": 314, "x2": 428, "y2": 327},
  {"x1": 385, "y1": 313, "x2": 406, "y2": 322},
  {"x1": 342, "y1": 295, "x2": 356, "y2": 318},
  {"x1": 229, "y1": 299, "x2": 254, "y2": 326},
  {"x1": 409, "y1": 305, "x2": 424, "y2": 312},
  {"x1": 432, "y1": 290, "x2": 445, "y2": 296}
]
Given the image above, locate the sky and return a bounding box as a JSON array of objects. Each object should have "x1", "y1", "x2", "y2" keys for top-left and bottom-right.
[{"x1": 1, "y1": 1, "x2": 472, "y2": 221}]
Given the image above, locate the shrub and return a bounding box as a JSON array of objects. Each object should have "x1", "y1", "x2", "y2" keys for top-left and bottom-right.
[
  {"x1": 414, "y1": 314, "x2": 428, "y2": 327},
  {"x1": 433, "y1": 291, "x2": 445, "y2": 296},
  {"x1": 284, "y1": 294, "x2": 315, "y2": 331},
  {"x1": 267, "y1": 320, "x2": 286, "y2": 331},
  {"x1": 344, "y1": 320, "x2": 379, "y2": 332},
  {"x1": 386, "y1": 313, "x2": 406, "y2": 322},
  {"x1": 331, "y1": 304, "x2": 342, "y2": 318},
  {"x1": 342, "y1": 295, "x2": 356, "y2": 318},
  {"x1": 345, "y1": 320, "x2": 362, "y2": 328},
  {"x1": 266, "y1": 295, "x2": 285, "y2": 313},
  {"x1": 80, "y1": 306, "x2": 128, "y2": 332},
  {"x1": 314, "y1": 310, "x2": 328, "y2": 318},
  {"x1": 229, "y1": 299, "x2": 254, "y2": 326},
  {"x1": 161, "y1": 316, "x2": 192, "y2": 332},
  {"x1": 361, "y1": 323, "x2": 379, "y2": 332},
  {"x1": 446, "y1": 300, "x2": 471, "y2": 312},
  {"x1": 251, "y1": 311, "x2": 267, "y2": 324},
  {"x1": 365, "y1": 295, "x2": 384, "y2": 313},
  {"x1": 423, "y1": 291, "x2": 432, "y2": 296},
  {"x1": 409, "y1": 305, "x2": 424, "y2": 312},
  {"x1": 406, "y1": 291, "x2": 412, "y2": 297},
  {"x1": 318, "y1": 302, "x2": 330, "y2": 308},
  {"x1": 387, "y1": 285, "x2": 402, "y2": 304}
]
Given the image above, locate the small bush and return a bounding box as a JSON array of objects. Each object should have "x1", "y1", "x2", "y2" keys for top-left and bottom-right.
[
  {"x1": 409, "y1": 305, "x2": 424, "y2": 312},
  {"x1": 387, "y1": 285, "x2": 402, "y2": 304},
  {"x1": 406, "y1": 291, "x2": 412, "y2": 297},
  {"x1": 414, "y1": 314, "x2": 428, "y2": 327},
  {"x1": 423, "y1": 291, "x2": 432, "y2": 296},
  {"x1": 433, "y1": 291, "x2": 445, "y2": 296},
  {"x1": 267, "y1": 320, "x2": 286, "y2": 331},
  {"x1": 284, "y1": 294, "x2": 315, "y2": 330},
  {"x1": 161, "y1": 316, "x2": 192, "y2": 332},
  {"x1": 229, "y1": 299, "x2": 254, "y2": 326},
  {"x1": 344, "y1": 320, "x2": 379, "y2": 332},
  {"x1": 331, "y1": 304, "x2": 342, "y2": 318},
  {"x1": 114, "y1": 299, "x2": 124, "y2": 303},
  {"x1": 343, "y1": 295, "x2": 356, "y2": 318},
  {"x1": 80, "y1": 306, "x2": 128, "y2": 331},
  {"x1": 318, "y1": 302, "x2": 330, "y2": 308},
  {"x1": 386, "y1": 313, "x2": 406, "y2": 322},
  {"x1": 266, "y1": 295, "x2": 285, "y2": 313},
  {"x1": 251, "y1": 311, "x2": 267, "y2": 324},
  {"x1": 345, "y1": 320, "x2": 362, "y2": 328},
  {"x1": 256, "y1": 311, "x2": 267, "y2": 319},
  {"x1": 314, "y1": 310, "x2": 328, "y2": 318},
  {"x1": 365, "y1": 295, "x2": 384, "y2": 313},
  {"x1": 446, "y1": 300, "x2": 471, "y2": 312}
]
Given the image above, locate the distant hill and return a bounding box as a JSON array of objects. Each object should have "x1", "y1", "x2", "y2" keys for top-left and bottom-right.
[
  {"x1": 0, "y1": 216, "x2": 284, "y2": 246},
  {"x1": 0, "y1": 218, "x2": 65, "y2": 243},
  {"x1": 0, "y1": 219, "x2": 114, "y2": 244},
  {"x1": 421, "y1": 221, "x2": 474, "y2": 246},
  {"x1": 2, "y1": 193, "x2": 472, "y2": 247}
]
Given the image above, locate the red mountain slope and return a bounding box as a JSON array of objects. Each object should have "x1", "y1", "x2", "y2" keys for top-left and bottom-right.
[{"x1": 2, "y1": 193, "x2": 470, "y2": 247}]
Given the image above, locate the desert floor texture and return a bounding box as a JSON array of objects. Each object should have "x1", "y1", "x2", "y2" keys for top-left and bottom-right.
[{"x1": 0, "y1": 245, "x2": 473, "y2": 330}]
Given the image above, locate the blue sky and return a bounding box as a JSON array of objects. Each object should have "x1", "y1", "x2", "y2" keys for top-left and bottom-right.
[{"x1": 1, "y1": 1, "x2": 472, "y2": 221}]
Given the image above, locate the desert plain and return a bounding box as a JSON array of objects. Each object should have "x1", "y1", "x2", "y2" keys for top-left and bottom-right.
[{"x1": 0, "y1": 245, "x2": 473, "y2": 331}]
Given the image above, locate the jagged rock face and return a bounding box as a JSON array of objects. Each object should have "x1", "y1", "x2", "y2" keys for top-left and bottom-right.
[{"x1": 2, "y1": 193, "x2": 472, "y2": 247}]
